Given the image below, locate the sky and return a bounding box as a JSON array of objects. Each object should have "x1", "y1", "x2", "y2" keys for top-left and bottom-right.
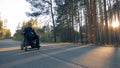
[{"x1": 0, "y1": 0, "x2": 31, "y2": 36}]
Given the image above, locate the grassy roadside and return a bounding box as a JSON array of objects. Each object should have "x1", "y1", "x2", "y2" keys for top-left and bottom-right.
[{"x1": 77, "y1": 42, "x2": 120, "y2": 47}]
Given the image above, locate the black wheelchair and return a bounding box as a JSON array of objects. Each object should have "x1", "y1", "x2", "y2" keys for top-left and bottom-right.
[{"x1": 20, "y1": 36, "x2": 40, "y2": 51}]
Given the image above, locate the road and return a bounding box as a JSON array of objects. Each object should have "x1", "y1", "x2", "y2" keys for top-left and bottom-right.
[{"x1": 0, "y1": 39, "x2": 120, "y2": 68}]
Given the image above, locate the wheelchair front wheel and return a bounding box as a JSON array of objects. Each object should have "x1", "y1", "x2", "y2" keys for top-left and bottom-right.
[{"x1": 20, "y1": 42, "x2": 24, "y2": 50}]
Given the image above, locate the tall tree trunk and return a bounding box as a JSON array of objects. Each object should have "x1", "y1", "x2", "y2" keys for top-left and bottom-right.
[
  {"x1": 71, "y1": 14, "x2": 75, "y2": 42},
  {"x1": 98, "y1": 0, "x2": 103, "y2": 44},
  {"x1": 71, "y1": 0, "x2": 75, "y2": 42},
  {"x1": 85, "y1": 13, "x2": 88, "y2": 44},
  {"x1": 82, "y1": 0, "x2": 89, "y2": 44},
  {"x1": 85, "y1": 0, "x2": 92, "y2": 43},
  {"x1": 103, "y1": 0, "x2": 109, "y2": 44},
  {"x1": 115, "y1": 0, "x2": 120, "y2": 44},
  {"x1": 92, "y1": 0, "x2": 97, "y2": 43},
  {"x1": 108, "y1": 0, "x2": 113, "y2": 44},
  {"x1": 50, "y1": 0, "x2": 56, "y2": 42},
  {"x1": 88, "y1": 0, "x2": 97, "y2": 43},
  {"x1": 78, "y1": 11, "x2": 83, "y2": 44}
]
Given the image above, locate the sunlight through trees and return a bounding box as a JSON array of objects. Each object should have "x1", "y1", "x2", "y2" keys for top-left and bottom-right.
[{"x1": 12, "y1": 0, "x2": 120, "y2": 45}]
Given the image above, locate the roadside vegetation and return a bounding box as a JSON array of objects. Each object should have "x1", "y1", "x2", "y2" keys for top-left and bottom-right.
[{"x1": 1, "y1": 0, "x2": 120, "y2": 47}]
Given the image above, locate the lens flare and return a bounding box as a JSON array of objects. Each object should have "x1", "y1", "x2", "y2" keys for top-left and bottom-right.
[
  {"x1": 112, "y1": 16, "x2": 119, "y2": 28},
  {"x1": 112, "y1": 21, "x2": 119, "y2": 28}
]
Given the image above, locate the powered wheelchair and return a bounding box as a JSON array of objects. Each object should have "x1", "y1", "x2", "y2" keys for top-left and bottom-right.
[{"x1": 20, "y1": 34, "x2": 40, "y2": 51}]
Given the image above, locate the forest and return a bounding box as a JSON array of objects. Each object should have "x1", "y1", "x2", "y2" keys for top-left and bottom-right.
[{"x1": 11, "y1": 0, "x2": 120, "y2": 45}]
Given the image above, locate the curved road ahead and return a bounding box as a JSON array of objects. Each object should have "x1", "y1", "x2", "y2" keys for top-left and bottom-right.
[{"x1": 0, "y1": 39, "x2": 120, "y2": 68}]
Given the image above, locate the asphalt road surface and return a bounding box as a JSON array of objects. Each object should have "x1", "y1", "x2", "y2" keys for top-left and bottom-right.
[{"x1": 0, "y1": 39, "x2": 120, "y2": 68}]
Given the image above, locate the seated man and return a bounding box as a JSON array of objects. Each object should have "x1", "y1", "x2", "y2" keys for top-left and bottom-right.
[{"x1": 22, "y1": 21, "x2": 40, "y2": 48}]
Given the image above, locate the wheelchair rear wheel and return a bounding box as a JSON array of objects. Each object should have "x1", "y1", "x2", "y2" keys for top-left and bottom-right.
[{"x1": 20, "y1": 42, "x2": 28, "y2": 51}]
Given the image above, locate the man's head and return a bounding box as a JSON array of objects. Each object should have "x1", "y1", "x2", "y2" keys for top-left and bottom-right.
[{"x1": 28, "y1": 21, "x2": 32, "y2": 27}]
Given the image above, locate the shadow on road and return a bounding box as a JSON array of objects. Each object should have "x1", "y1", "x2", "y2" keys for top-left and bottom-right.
[
  {"x1": 0, "y1": 44, "x2": 98, "y2": 68},
  {"x1": 0, "y1": 43, "x2": 119, "y2": 68},
  {"x1": 109, "y1": 47, "x2": 120, "y2": 68}
]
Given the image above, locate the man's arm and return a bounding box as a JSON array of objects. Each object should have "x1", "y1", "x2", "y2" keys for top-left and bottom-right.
[
  {"x1": 22, "y1": 28, "x2": 27, "y2": 36},
  {"x1": 32, "y1": 29, "x2": 37, "y2": 35}
]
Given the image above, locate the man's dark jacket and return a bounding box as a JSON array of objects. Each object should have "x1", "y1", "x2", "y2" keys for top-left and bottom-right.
[{"x1": 23, "y1": 27, "x2": 36, "y2": 38}]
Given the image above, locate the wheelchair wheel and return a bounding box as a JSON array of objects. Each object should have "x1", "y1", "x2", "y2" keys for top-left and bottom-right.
[
  {"x1": 37, "y1": 46, "x2": 40, "y2": 50},
  {"x1": 37, "y1": 47, "x2": 39, "y2": 50},
  {"x1": 24, "y1": 43, "x2": 27, "y2": 51},
  {"x1": 20, "y1": 42, "x2": 24, "y2": 50}
]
